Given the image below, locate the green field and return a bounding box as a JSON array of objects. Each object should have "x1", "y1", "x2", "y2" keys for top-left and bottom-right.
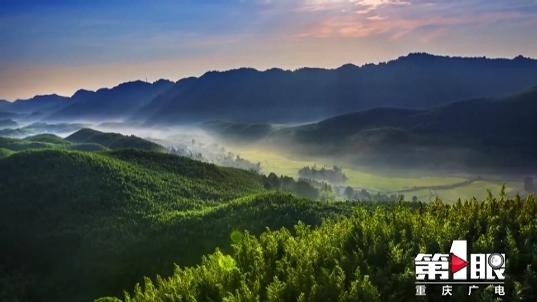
[{"x1": 232, "y1": 147, "x2": 524, "y2": 201}]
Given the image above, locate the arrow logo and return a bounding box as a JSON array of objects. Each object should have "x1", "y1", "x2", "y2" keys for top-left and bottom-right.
[{"x1": 451, "y1": 254, "x2": 468, "y2": 273}]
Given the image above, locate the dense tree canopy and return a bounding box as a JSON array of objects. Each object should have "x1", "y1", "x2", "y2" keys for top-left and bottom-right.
[
  {"x1": 0, "y1": 149, "x2": 352, "y2": 301},
  {"x1": 101, "y1": 194, "x2": 537, "y2": 302}
]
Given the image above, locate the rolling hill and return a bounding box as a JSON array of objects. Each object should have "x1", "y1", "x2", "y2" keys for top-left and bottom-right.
[
  {"x1": 205, "y1": 87, "x2": 537, "y2": 172},
  {"x1": 0, "y1": 149, "x2": 351, "y2": 301},
  {"x1": 0, "y1": 122, "x2": 86, "y2": 138},
  {"x1": 0, "y1": 148, "x2": 13, "y2": 158},
  {"x1": 66, "y1": 128, "x2": 167, "y2": 152},
  {"x1": 0, "y1": 128, "x2": 168, "y2": 153}
]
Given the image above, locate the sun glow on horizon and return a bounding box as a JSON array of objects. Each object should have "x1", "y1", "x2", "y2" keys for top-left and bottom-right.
[{"x1": 1, "y1": 0, "x2": 536, "y2": 100}]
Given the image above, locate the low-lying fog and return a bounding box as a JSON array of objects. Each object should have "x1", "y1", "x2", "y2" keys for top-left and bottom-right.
[{"x1": 1, "y1": 120, "x2": 533, "y2": 202}]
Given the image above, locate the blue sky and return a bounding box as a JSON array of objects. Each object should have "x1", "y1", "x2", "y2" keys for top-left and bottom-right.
[{"x1": 1, "y1": 0, "x2": 537, "y2": 100}]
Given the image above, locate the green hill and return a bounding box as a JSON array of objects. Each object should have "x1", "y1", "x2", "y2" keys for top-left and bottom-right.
[
  {"x1": 0, "y1": 149, "x2": 350, "y2": 301},
  {"x1": 0, "y1": 147, "x2": 13, "y2": 158},
  {"x1": 66, "y1": 128, "x2": 166, "y2": 152},
  {"x1": 0, "y1": 136, "x2": 58, "y2": 151},
  {"x1": 0, "y1": 128, "x2": 168, "y2": 154},
  {"x1": 69, "y1": 142, "x2": 109, "y2": 151},
  {"x1": 23, "y1": 133, "x2": 71, "y2": 145},
  {"x1": 0, "y1": 122, "x2": 85, "y2": 138},
  {"x1": 206, "y1": 88, "x2": 537, "y2": 172},
  {"x1": 102, "y1": 195, "x2": 537, "y2": 302}
]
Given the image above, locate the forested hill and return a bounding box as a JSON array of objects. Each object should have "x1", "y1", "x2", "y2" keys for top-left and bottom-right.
[
  {"x1": 0, "y1": 149, "x2": 262, "y2": 299},
  {"x1": 0, "y1": 128, "x2": 167, "y2": 154},
  {"x1": 66, "y1": 128, "x2": 167, "y2": 152},
  {"x1": 0, "y1": 148, "x2": 352, "y2": 301},
  {"x1": 101, "y1": 194, "x2": 537, "y2": 302},
  {"x1": 204, "y1": 87, "x2": 537, "y2": 172}
]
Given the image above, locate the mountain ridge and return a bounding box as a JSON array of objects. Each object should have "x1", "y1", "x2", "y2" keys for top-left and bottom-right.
[
  {"x1": 49, "y1": 79, "x2": 175, "y2": 121},
  {"x1": 1, "y1": 53, "x2": 536, "y2": 124},
  {"x1": 139, "y1": 52, "x2": 537, "y2": 124}
]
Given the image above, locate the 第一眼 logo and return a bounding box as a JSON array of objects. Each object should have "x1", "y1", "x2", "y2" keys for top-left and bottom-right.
[{"x1": 415, "y1": 240, "x2": 505, "y2": 297}]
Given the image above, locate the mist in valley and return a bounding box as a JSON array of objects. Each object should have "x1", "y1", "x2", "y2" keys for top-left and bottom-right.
[{"x1": 2, "y1": 115, "x2": 530, "y2": 203}]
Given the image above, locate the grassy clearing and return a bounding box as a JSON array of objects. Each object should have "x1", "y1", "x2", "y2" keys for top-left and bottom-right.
[{"x1": 233, "y1": 146, "x2": 524, "y2": 201}]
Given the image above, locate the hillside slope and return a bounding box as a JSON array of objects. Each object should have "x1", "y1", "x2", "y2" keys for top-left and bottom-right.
[
  {"x1": 205, "y1": 88, "x2": 537, "y2": 172},
  {"x1": 66, "y1": 128, "x2": 167, "y2": 152},
  {"x1": 0, "y1": 128, "x2": 168, "y2": 153},
  {"x1": 0, "y1": 149, "x2": 262, "y2": 301},
  {"x1": 0, "y1": 149, "x2": 349, "y2": 301},
  {"x1": 102, "y1": 195, "x2": 537, "y2": 302}
]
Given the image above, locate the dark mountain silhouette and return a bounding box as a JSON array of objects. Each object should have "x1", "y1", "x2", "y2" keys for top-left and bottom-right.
[
  {"x1": 286, "y1": 86, "x2": 537, "y2": 144},
  {"x1": 139, "y1": 53, "x2": 537, "y2": 124},
  {"x1": 202, "y1": 120, "x2": 274, "y2": 142},
  {"x1": 205, "y1": 87, "x2": 537, "y2": 172},
  {"x1": 0, "y1": 94, "x2": 70, "y2": 115},
  {"x1": 49, "y1": 79, "x2": 174, "y2": 121},
  {"x1": 0, "y1": 119, "x2": 17, "y2": 129},
  {"x1": 2, "y1": 53, "x2": 536, "y2": 124},
  {"x1": 0, "y1": 111, "x2": 17, "y2": 119}
]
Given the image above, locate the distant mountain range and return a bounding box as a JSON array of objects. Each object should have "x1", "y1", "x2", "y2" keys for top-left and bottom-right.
[
  {"x1": 281, "y1": 87, "x2": 537, "y2": 146},
  {"x1": 0, "y1": 80, "x2": 174, "y2": 121},
  {"x1": 1, "y1": 53, "x2": 536, "y2": 124},
  {"x1": 0, "y1": 94, "x2": 69, "y2": 117},
  {"x1": 50, "y1": 79, "x2": 174, "y2": 120},
  {"x1": 141, "y1": 53, "x2": 537, "y2": 123}
]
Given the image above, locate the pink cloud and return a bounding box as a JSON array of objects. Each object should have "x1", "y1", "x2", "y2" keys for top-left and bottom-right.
[
  {"x1": 297, "y1": 10, "x2": 523, "y2": 40},
  {"x1": 298, "y1": 0, "x2": 410, "y2": 12},
  {"x1": 367, "y1": 15, "x2": 386, "y2": 21}
]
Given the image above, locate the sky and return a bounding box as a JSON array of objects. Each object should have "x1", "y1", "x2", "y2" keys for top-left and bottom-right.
[{"x1": 1, "y1": 0, "x2": 537, "y2": 100}]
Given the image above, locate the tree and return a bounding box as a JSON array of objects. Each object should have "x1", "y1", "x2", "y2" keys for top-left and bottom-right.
[{"x1": 344, "y1": 186, "x2": 355, "y2": 200}]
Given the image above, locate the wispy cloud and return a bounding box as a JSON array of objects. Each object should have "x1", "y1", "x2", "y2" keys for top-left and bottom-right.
[
  {"x1": 286, "y1": 0, "x2": 532, "y2": 40},
  {"x1": 1, "y1": 0, "x2": 537, "y2": 99},
  {"x1": 299, "y1": 0, "x2": 410, "y2": 12}
]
